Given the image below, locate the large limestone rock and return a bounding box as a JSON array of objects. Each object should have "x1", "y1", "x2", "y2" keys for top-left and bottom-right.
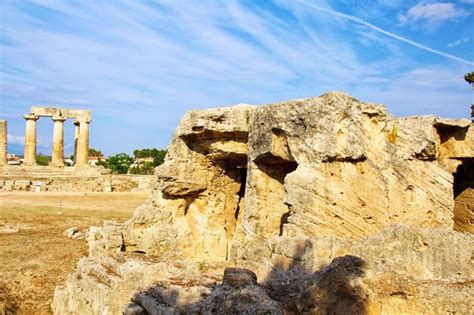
[{"x1": 53, "y1": 92, "x2": 473, "y2": 314}]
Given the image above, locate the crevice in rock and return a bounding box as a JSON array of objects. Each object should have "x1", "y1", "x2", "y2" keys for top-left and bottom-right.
[
  {"x1": 323, "y1": 155, "x2": 366, "y2": 163},
  {"x1": 181, "y1": 130, "x2": 249, "y2": 143},
  {"x1": 212, "y1": 159, "x2": 249, "y2": 261},
  {"x1": 434, "y1": 123, "x2": 468, "y2": 144},
  {"x1": 279, "y1": 211, "x2": 291, "y2": 236},
  {"x1": 234, "y1": 167, "x2": 247, "y2": 224},
  {"x1": 453, "y1": 159, "x2": 474, "y2": 233},
  {"x1": 255, "y1": 154, "x2": 298, "y2": 237},
  {"x1": 453, "y1": 159, "x2": 473, "y2": 198},
  {"x1": 255, "y1": 161, "x2": 298, "y2": 185}
]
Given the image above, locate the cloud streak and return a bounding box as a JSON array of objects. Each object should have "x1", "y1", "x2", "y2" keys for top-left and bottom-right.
[{"x1": 298, "y1": 0, "x2": 474, "y2": 66}]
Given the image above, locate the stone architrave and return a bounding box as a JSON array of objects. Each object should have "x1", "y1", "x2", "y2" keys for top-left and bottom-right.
[
  {"x1": 0, "y1": 120, "x2": 7, "y2": 166},
  {"x1": 51, "y1": 115, "x2": 67, "y2": 167},
  {"x1": 23, "y1": 114, "x2": 39, "y2": 166},
  {"x1": 76, "y1": 120, "x2": 90, "y2": 166}
]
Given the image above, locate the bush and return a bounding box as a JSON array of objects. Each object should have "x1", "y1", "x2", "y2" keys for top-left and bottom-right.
[
  {"x1": 133, "y1": 148, "x2": 167, "y2": 167},
  {"x1": 105, "y1": 153, "x2": 133, "y2": 174},
  {"x1": 36, "y1": 155, "x2": 51, "y2": 166},
  {"x1": 129, "y1": 162, "x2": 155, "y2": 175}
]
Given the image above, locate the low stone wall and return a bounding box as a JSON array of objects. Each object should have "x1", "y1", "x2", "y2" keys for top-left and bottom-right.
[{"x1": 0, "y1": 165, "x2": 155, "y2": 192}]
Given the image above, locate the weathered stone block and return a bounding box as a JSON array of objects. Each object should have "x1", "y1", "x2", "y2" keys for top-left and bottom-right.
[
  {"x1": 15, "y1": 179, "x2": 31, "y2": 190},
  {"x1": 52, "y1": 93, "x2": 474, "y2": 315}
]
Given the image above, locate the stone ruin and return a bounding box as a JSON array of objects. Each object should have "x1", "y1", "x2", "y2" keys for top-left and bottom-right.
[
  {"x1": 22, "y1": 106, "x2": 92, "y2": 167},
  {"x1": 53, "y1": 92, "x2": 473, "y2": 314},
  {"x1": 0, "y1": 106, "x2": 91, "y2": 167},
  {"x1": 0, "y1": 107, "x2": 154, "y2": 192}
]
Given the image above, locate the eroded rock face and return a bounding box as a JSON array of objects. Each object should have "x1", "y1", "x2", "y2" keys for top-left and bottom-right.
[{"x1": 53, "y1": 92, "x2": 474, "y2": 314}]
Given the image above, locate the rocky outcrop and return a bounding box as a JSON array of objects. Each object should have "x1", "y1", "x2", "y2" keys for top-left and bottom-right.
[{"x1": 53, "y1": 92, "x2": 474, "y2": 314}]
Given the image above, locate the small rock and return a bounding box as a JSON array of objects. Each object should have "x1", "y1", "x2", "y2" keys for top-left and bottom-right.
[
  {"x1": 0, "y1": 226, "x2": 19, "y2": 234},
  {"x1": 202, "y1": 267, "x2": 283, "y2": 314},
  {"x1": 64, "y1": 227, "x2": 79, "y2": 238},
  {"x1": 122, "y1": 303, "x2": 146, "y2": 315},
  {"x1": 223, "y1": 267, "x2": 257, "y2": 287},
  {"x1": 72, "y1": 232, "x2": 85, "y2": 240}
]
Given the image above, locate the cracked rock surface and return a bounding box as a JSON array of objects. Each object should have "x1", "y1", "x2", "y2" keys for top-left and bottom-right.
[{"x1": 53, "y1": 92, "x2": 473, "y2": 314}]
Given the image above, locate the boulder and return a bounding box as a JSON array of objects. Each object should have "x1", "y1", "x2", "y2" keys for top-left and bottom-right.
[{"x1": 53, "y1": 92, "x2": 474, "y2": 314}]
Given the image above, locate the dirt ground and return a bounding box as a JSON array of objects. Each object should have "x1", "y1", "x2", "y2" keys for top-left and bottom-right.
[{"x1": 0, "y1": 192, "x2": 148, "y2": 315}]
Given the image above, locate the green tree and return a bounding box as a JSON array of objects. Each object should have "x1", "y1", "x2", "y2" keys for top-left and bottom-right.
[
  {"x1": 133, "y1": 148, "x2": 167, "y2": 167},
  {"x1": 88, "y1": 148, "x2": 103, "y2": 157},
  {"x1": 36, "y1": 154, "x2": 51, "y2": 166},
  {"x1": 96, "y1": 157, "x2": 107, "y2": 168},
  {"x1": 464, "y1": 72, "x2": 474, "y2": 85},
  {"x1": 105, "y1": 153, "x2": 133, "y2": 174},
  {"x1": 129, "y1": 161, "x2": 155, "y2": 175},
  {"x1": 465, "y1": 72, "x2": 474, "y2": 119},
  {"x1": 152, "y1": 150, "x2": 166, "y2": 166}
]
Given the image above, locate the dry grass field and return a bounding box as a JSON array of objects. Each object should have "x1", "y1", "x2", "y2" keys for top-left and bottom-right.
[{"x1": 0, "y1": 192, "x2": 148, "y2": 315}]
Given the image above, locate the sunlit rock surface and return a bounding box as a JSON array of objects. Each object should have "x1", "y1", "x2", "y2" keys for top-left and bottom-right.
[{"x1": 53, "y1": 92, "x2": 473, "y2": 314}]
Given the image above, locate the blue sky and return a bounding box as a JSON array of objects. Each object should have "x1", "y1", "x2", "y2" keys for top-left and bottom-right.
[{"x1": 1, "y1": 0, "x2": 473, "y2": 156}]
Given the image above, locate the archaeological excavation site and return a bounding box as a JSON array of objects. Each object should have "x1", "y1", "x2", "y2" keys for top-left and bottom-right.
[
  {"x1": 33, "y1": 92, "x2": 472, "y2": 314},
  {"x1": 0, "y1": 107, "x2": 154, "y2": 193}
]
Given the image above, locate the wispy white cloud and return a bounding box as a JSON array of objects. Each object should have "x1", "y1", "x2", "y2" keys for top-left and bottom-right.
[
  {"x1": 298, "y1": 0, "x2": 473, "y2": 66},
  {"x1": 351, "y1": 65, "x2": 472, "y2": 118},
  {"x1": 447, "y1": 38, "x2": 470, "y2": 48},
  {"x1": 6, "y1": 133, "x2": 50, "y2": 148},
  {"x1": 398, "y1": 2, "x2": 470, "y2": 26},
  {"x1": 448, "y1": 39, "x2": 462, "y2": 48},
  {"x1": 7, "y1": 134, "x2": 24, "y2": 145}
]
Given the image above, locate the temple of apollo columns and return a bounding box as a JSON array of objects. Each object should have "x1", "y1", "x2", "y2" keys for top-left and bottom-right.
[
  {"x1": 1, "y1": 107, "x2": 155, "y2": 193},
  {"x1": 22, "y1": 106, "x2": 91, "y2": 167}
]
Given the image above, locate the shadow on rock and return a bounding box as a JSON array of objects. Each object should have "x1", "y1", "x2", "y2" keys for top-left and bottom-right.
[
  {"x1": 263, "y1": 241, "x2": 367, "y2": 314},
  {"x1": 124, "y1": 242, "x2": 366, "y2": 315},
  {"x1": 0, "y1": 282, "x2": 20, "y2": 315},
  {"x1": 124, "y1": 267, "x2": 282, "y2": 315}
]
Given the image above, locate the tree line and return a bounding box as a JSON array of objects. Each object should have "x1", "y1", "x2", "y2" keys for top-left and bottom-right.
[{"x1": 96, "y1": 148, "x2": 167, "y2": 175}]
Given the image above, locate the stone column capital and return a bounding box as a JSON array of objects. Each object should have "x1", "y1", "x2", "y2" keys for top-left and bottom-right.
[
  {"x1": 23, "y1": 114, "x2": 39, "y2": 121},
  {"x1": 52, "y1": 115, "x2": 67, "y2": 122}
]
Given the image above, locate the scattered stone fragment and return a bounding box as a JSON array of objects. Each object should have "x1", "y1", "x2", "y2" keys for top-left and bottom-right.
[
  {"x1": 0, "y1": 226, "x2": 19, "y2": 234},
  {"x1": 63, "y1": 227, "x2": 79, "y2": 238},
  {"x1": 122, "y1": 303, "x2": 146, "y2": 315},
  {"x1": 71, "y1": 232, "x2": 84, "y2": 240}
]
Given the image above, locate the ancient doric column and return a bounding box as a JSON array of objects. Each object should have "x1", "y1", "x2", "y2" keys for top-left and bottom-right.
[
  {"x1": 23, "y1": 114, "x2": 39, "y2": 166},
  {"x1": 73, "y1": 121, "x2": 79, "y2": 164},
  {"x1": 76, "y1": 120, "x2": 90, "y2": 166},
  {"x1": 51, "y1": 115, "x2": 67, "y2": 167},
  {"x1": 0, "y1": 120, "x2": 7, "y2": 166}
]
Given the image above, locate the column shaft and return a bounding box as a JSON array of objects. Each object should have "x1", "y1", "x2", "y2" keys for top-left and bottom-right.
[
  {"x1": 51, "y1": 117, "x2": 67, "y2": 166},
  {"x1": 73, "y1": 122, "x2": 79, "y2": 164},
  {"x1": 23, "y1": 115, "x2": 39, "y2": 166},
  {"x1": 76, "y1": 121, "x2": 90, "y2": 166},
  {"x1": 0, "y1": 120, "x2": 7, "y2": 166}
]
